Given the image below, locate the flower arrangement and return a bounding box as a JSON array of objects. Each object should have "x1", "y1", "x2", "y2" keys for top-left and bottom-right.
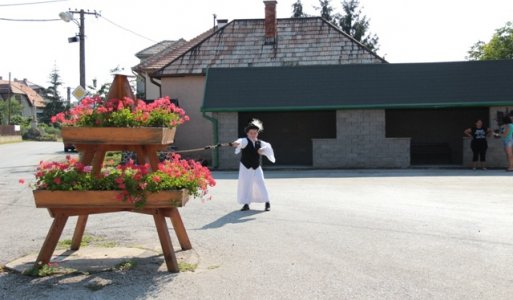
[
  {"x1": 34, "y1": 154, "x2": 215, "y2": 207},
  {"x1": 51, "y1": 96, "x2": 190, "y2": 128}
]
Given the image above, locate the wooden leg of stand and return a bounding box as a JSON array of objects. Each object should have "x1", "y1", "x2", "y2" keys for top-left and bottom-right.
[
  {"x1": 168, "y1": 208, "x2": 192, "y2": 250},
  {"x1": 34, "y1": 214, "x2": 69, "y2": 268},
  {"x1": 91, "y1": 147, "x2": 106, "y2": 177},
  {"x1": 70, "y1": 215, "x2": 88, "y2": 250},
  {"x1": 153, "y1": 209, "x2": 179, "y2": 273}
]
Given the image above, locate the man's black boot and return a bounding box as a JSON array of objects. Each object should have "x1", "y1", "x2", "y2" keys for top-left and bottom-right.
[
  {"x1": 241, "y1": 204, "x2": 250, "y2": 211},
  {"x1": 265, "y1": 202, "x2": 270, "y2": 211}
]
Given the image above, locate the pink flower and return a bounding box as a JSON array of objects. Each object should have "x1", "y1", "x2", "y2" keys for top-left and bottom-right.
[{"x1": 18, "y1": 179, "x2": 25, "y2": 184}]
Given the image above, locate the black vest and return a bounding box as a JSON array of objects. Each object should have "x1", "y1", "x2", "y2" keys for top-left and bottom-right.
[{"x1": 241, "y1": 138, "x2": 261, "y2": 169}]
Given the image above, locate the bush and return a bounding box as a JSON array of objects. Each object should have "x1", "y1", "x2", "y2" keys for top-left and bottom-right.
[{"x1": 22, "y1": 127, "x2": 58, "y2": 141}]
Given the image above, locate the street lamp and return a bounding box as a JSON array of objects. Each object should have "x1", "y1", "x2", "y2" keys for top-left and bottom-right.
[{"x1": 59, "y1": 10, "x2": 99, "y2": 89}]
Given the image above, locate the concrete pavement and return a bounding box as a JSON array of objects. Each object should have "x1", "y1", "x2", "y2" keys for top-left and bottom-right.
[{"x1": 1, "y1": 166, "x2": 513, "y2": 299}]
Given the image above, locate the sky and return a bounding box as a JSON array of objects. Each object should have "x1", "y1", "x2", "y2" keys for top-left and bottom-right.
[{"x1": 1, "y1": 0, "x2": 513, "y2": 98}]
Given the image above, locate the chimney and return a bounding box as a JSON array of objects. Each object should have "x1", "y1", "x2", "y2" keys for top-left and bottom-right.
[
  {"x1": 217, "y1": 19, "x2": 228, "y2": 29},
  {"x1": 263, "y1": 0, "x2": 277, "y2": 45}
]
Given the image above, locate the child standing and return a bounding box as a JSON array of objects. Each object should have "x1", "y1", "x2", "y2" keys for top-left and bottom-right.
[{"x1": 230, "y1": 119, "x2": 275, "y2": 211}]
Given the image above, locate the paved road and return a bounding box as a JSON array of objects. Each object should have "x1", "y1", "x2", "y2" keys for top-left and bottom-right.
[{"x1": 1, "y1": 142, "x2": 513, "y2": 299}]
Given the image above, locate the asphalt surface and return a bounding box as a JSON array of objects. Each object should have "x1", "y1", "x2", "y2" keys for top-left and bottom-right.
[{"x1": 1, "y1": 142, "x2": 513, "y2": 299}]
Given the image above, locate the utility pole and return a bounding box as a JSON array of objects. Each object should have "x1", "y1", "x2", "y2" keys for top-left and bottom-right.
[
  {"x1": 79, "y1": 10, "x2": 86, "y2": 89},
  {"x1": 59, "y1": 9, "x2": 100, "y2": 89},
  {"x1": 7, "y1": 72, "x2": 11, "y2": 125}
]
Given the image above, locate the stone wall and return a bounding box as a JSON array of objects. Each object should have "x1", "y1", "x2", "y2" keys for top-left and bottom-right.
[
  {"x1": 215, "y1": 112, "x2": 240, "y2": 169},
  {"x1": 462, "y1": 138, "x2": 507, "y2": 168},
  {"x1": 313, "y1": 110, "x2": 410, "y2": 168}
]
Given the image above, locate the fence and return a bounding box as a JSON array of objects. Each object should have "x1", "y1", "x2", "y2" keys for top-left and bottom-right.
[{"x1": 0, "y1": 125, "x2": 21, "y2": 136}]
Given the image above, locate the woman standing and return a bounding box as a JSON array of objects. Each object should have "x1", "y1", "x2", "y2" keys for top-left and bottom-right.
[
  {"x1": 500, "y1": 116, "x2": 513, "y2": 171},
  {"x1": 230, "y1": 119, "x2": 275, "y2": 211},
  {"x1": 464, "y1": 119, "x2": 491, "y2": 170}
]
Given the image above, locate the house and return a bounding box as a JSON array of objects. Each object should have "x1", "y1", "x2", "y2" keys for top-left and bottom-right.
[
  {"x1": 134, "y1": 39, "x2": 185, "y2": 100},
  {"x1": 0, "y1": 78, "x2": 45, "y2": 125},
  {"x1": 203, "y1": 60, "x2": 513, "y2": 169},
  {"x1": 134, "y1": 0, "x2": 384, "y2": 165},
  {"x1": 136, "y1": 1, "x2": 513, "y2": 169}
]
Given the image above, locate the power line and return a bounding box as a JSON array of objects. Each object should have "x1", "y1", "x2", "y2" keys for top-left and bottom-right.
[
  {"x1": 0, "y1": 0, "x2": 68, "y2": 7},
  {"x1": 100, "y1": 15, "x2": 157, "y2": 43},
  {"x1": 0, "y1": 17, "x2": 59, "y2": 21}
]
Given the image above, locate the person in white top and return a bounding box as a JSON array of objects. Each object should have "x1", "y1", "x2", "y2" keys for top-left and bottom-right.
[{"x1": 229, "y1": 119, "x2": 275, "y2": 211}]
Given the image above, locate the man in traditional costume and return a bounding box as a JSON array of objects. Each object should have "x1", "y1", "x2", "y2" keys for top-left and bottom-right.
[{"x1": 230, "y1": 119, "x2": 275, "y2": 211}]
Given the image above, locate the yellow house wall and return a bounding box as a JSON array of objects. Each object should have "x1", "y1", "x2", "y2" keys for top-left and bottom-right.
[{"x1": 160, "y1": 76, "x2": 213, "y2": 161}]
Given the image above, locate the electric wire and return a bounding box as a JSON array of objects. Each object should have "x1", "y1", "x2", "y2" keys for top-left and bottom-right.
[
  {"x1": 0, "y1": 17, "x2": 59, "y2": 21},
  {"x1": 0, "y1": 0, "x2": 67, "y2": 7},
  {"x1": 99, "y1": 15, "x2": 157, "y2": 43}
]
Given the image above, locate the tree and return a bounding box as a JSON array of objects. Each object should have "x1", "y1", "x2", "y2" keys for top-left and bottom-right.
[
  {"x1": 0, "y1": 96, "x2": 22, "y2": 125},
  {"x1": 467, "y1": 21, "x2": 513, "y2": 60},
  {"x1": 292, "y1": 0, "x2": 306, "y2": 18},
  {"x1": 40, "y1": 65, "x2": 66, "y2": 124},
  {"x1": 339, "y1": 0, "x2": 379, "y2": 51},
  {"x1": 316, "y1": 0, "x2": 337, "y2": 23}
]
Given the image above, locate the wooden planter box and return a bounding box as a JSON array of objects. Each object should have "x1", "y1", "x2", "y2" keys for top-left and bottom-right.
[
  {"x1": 61, "y1": 127, "x2": 176, "y2": 145},
  {"x1": 33, "y1": 190, "x2": 189, "y2": 209}
]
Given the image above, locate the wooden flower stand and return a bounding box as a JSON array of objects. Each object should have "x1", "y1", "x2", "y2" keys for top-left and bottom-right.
[{"x1": 33, "y1": 127, "x2": 191, "y2": 273}]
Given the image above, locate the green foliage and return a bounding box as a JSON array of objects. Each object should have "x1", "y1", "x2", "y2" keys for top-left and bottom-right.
[
  {"x1": 115, "y1": 260, "x2": 137, "y2": 271},
  {"x1": 45, "y1": 64, "x2": 63, "y2": 103},
  {"x1": 10, "y1": 115, "x2": 30, "y2": 127},
  {"x1": 339, "y1": 0, "x2": 379, "y2": 51},
  {"x1": 22, "y1": 124, "x2": 59, "y2": 141},
  {"x1": 467, "y1": 21, "x2": 513, "y2": 60},
  {"x1": 307, "y1": 0, "x2": 380, "y2": 52},
  {"x1": 109, "y1": 108, "x2": 137, "y2": 127},
  {"x1": 57, "y1": 234, "x2": 117, "y2": 249},
  {"x1": 0, "y1": 97, "x2": 23, "y2": 125},
  {"x1": 178, "y1": 262, "x2": 198, "y2": 272},
  {"x1": 292, "y1": 0, "x2": 306, "y2": 17},
  {"x1": 40, "y1": 99, "x2": 66, "y2": 124},
  {"x1": 40, "y1": 65, "x2": 67, "y2": 124},
  {"x1": 24, "y1": 263, "x2": 58, "y2": 277},
  {"x1": 317, "y1": 0, "x2": 336, "y2": 22}
]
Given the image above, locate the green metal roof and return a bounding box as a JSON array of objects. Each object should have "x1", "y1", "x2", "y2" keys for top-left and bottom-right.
[{"x1": 202, "y1": 60, "x2": 513, "y2": 112}]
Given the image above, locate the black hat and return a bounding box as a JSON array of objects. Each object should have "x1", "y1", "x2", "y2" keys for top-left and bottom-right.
[{"x1": 244, "y1": 119, "x2": 263, "y2": 133}]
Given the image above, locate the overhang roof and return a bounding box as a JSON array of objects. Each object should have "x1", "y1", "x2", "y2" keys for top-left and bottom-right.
[
  {"x1": 154, "y1": 17, "x2": 385, "y2": 77},
  {"x1": 0, "y1": 80, "x2": 45, "y2": 108},
  {"x1": 202, "y1": 60, "x2": 513, "y2": 112}
]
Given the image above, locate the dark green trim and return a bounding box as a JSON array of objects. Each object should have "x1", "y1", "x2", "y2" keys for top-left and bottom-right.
[{"x1": 203, "y1": 101, "x2": 513, "y2": 112}]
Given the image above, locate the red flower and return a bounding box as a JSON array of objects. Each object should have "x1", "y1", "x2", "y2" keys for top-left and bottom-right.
[{"x1": 18, "y1": 179, "x2": 25, "y2": 184}]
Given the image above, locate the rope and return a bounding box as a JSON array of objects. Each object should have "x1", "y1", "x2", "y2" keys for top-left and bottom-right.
[{"x1": 169, "y1": 143, "x2": 232, "y2": 154}]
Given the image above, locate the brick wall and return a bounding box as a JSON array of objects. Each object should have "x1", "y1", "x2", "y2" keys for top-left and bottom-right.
[{"x1": 313, "y1": 110, "x2": 410, "y2": 168}]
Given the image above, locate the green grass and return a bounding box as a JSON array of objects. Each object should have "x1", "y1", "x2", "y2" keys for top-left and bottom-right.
[
  {"x1": 178, "y1": 262, "x2": 198, "y2": 272},
  {"x1": 115, "y1": 260, "x2": 137, "y2": 271},
  {"x1": 57, "y1": 234, "x2": 117, "y2": 249},
  {"x1": 23, "y1": 263, "x2": 59, "y2": 277}
]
